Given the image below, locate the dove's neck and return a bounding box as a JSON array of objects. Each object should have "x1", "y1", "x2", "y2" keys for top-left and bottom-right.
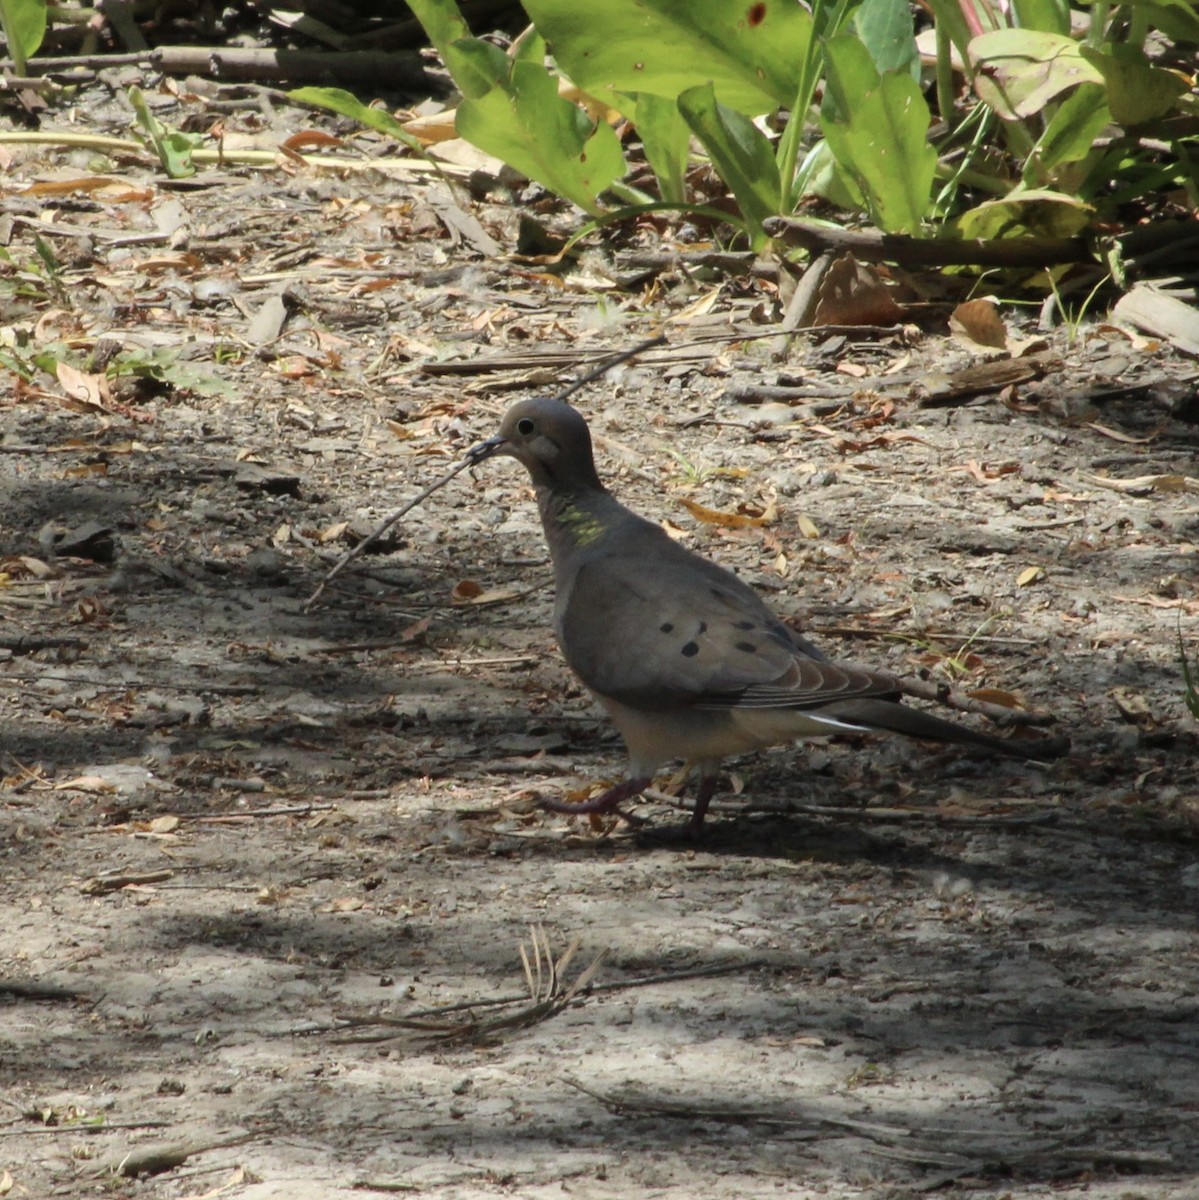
[{"x1": 535, "y1": 483, "x2": 621, "y2": 573}]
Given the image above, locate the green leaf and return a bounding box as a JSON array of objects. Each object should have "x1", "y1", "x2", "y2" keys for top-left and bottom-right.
[
  {"x1": 821, "y1": 36, "x2": 937, "y2": 233},
  {"x1": 402, "y1": 0, "x2": 497, "y2": 99},
  {"x1": 127, "y1": 86, "x2": 199, "y2": 178},
  {"x1": 1011, "y1": 0, "x2": 1070, "y2": 35},
  {"x1": 1079, "y1": 44, "x2": 1189, "y2": 125},
  {"x1": 625, "y1": 92, "x2": 690, "y2": 203},
  {"x1": 969, "y1": 29, "x2": 1103, "y2": 120},
  {"x1": 794, "y1": 139, "x2": 866, "y2": 209},
  {"x1": 112, "y1": 347, "x2": 236, "y2": 398},
  {"x1": 0, "y1": 0, "x2": 46, "y2": 75},
  {"x1": 954, "y1": 187, "x2": 1092, "y2": 241},
  {"x1": 450, "y1": 36, "x2": 515, "y2": 92},
  {"x1": 456, "y1": 60, "x2": 625, "y2": 215},
  {"x1": 1179, "y1": 619, "x2": 1199, "y2": 721},
  {"x1": 1025, "y1": 82, "x2": 1110, "y2": 183},
  {"x1": 289, "y1": 87, "x2": 423, "y2": 152},
  {"x1": 522, "y1": 0, "x2": 815, "y2": 116},
  {"x1": 821, "y1": 31, "x2": 880, "y2": 125},
  {"x1": 852, "y1": 0, "x2": 920, "y2": 78},
  {"x1": 677, "y1": 82, "x2": 780, "y2": 246},
  {"x1": 1135, "y1": 0, "x2": 1199, "y2": 45}
]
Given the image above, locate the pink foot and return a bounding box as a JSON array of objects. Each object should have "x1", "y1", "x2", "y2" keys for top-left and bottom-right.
[{"x1": 540, "y1": 776, "x2": 653, "y2": 826}]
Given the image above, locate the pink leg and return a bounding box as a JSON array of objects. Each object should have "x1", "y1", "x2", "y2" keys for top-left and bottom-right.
[{"x1": 541, "y1": 776, "x2": 652, "y2": 826}]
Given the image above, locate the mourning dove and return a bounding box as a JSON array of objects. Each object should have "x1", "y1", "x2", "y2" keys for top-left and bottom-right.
[{"x1": 469, "y1": 397, "x2": 1059, "y2": 834}]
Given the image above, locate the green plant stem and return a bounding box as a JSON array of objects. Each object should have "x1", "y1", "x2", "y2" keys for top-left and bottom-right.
[
  {"x1": 778, "y1": 0, "x2": 855, "y2": 209},
  {"x1": 935, "y1": 18, "x2": 956, "y2": 134},
  {"x1": 606, "y1": 179, "x2": 657, "y2": 206},
  {"x1": 1086, "y1": 0, "x2": 1111, "y2": 48},
  {"x1": 999, "y1": 116, "x2": 1036, "y2": 163},
  {"x1": 1126, "y1": 4, "x2": 1149, "y2": 46},
  {"x1": 933, "y1": 160, "x2": 1014, "y2": 196}
]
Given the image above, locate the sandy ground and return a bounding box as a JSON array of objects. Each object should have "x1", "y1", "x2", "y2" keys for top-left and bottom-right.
[{"x1": 3, "y1": 111, "x2": 1199, "y2": 1200}]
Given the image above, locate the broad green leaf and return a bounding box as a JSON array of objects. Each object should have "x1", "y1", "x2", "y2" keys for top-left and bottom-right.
[
  {"x1": 1135, "y1": 0, "x2": 1199, "y2": 45},
  {"x1": 456, "y1": 60, "x2": 624, "y2": 215},
  {"x1": 1079, "y1": 44, "x2": 1189, "y2": 125},
  {"x1": 444, "y1": 36, "x2": 510, "y2": 95},
  {"x1": 678, "y1": 82, "x2": 780, "y2": 245},
  {"x1": 1011, "y1": 0, "x2": 1070, "y2": 35},
  {"x1": 625, "y1": 92, "x2": 690, "y2": 203},
  {"x1": 511, "y1": 23, "x2": 547, "y2": 67},
  {"x1": 288, "y1": 87, "x2": 423, "y2": 152},
  {"x1": 970, "y1": 29, "x2": 1103, "y2": 120},
  {"x1": 522, "y1": 0, "x2": 815, "y2": 115},
  {"x1": 1025, "y1": 82, "x2": 1110, "y2": 183},
  {"x1": 403, "y1": 0, "x2": 499, "y2": 99},
  {"x1": 821, "y1": 37, "x2": 937, "y2": 233},
  {"x1": 821, "y1": 33, "x2": 880, "y2": 126},
  {"x1": 0, "y1": 0, "x2": 46, "y2": 75},
  {"x1": 852, "y1": 0, "x2": 920, "y2": 78},
  {"x1": 954, "y1": 187, "x2": 1092, "y2": 241}
]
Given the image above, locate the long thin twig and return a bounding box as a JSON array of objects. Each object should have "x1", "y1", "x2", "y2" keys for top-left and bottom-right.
[
  {"x1": 302, "y1": 334, "x2": 668, "y2": 610},
  {"x1": 310, "y1": 957, "x2": 765, "y2": 1041},
  {"x1": 896, "y1": 674, "x2": 1060, "y2": 728},
  {"x1": 301, "y1": 458, "x2": 478, "y2": 609}
]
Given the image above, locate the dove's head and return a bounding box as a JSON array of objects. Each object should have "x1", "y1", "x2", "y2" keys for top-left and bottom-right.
[{"x1": 468, "y1": 398, "x2": 603, "y2": 492}]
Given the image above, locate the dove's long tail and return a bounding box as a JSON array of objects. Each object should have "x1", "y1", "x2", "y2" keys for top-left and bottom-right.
[{"x1": 812, "y1": 699, "x2": 1066, "y2": 760}]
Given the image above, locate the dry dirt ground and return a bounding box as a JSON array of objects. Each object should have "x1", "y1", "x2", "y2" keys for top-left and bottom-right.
[{"x1": 3, "y1": 102, "x2": 1199, "y2": 1200}]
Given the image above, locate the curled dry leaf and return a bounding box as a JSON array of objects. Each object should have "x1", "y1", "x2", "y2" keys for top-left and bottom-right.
[
  {"x1": 1110, "y1": 687, "x2": 1155, "y2": 726},
  {"x1": 282, "y1": 130, "x2": 346, "y2": 151},
  {"x1": 1017, "y1": 565, "x2": 1045, "y2": 586},
  {"x1": 679, "y1": 497, "x2": 775, "y2": 529},
  {"x1": 796, "y1": 514, "x2": 820, "y2": 540},
  {"x1": 5, "y1": 555, "x2": 56, "y2": 579},
  {"x1": 53, "y1": 775, "x2": 117, "y2": 794},
  {"x1": 55, "y1": 362, "x2": 109, "y2": 411},
  {"x1": 950, "y1": 299, "x2": 1009, "y2": 350}
]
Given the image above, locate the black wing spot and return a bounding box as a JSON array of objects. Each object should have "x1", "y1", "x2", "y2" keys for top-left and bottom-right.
[
  {"x1": 698, "y1": 621, "x2": 708, "y2": 634},
  {"x1": 736, "y1": 641, "x2": 757, "y2": 654},
  {"x1": 660, "y1": 622, "x2": 674, "y2": 633},
  {"x1": 680, "y1": 641, "x2": 700, "y2": 657},
  {"x1": 735, "y1": 620, "x2": 756, "y2": 630}
]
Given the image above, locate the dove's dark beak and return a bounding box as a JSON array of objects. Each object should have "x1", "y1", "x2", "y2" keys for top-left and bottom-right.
[{"x1": 464, "y1": 433, "x2": 508, "y2": 467}]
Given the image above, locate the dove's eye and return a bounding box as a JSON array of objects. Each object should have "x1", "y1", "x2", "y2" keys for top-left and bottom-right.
[{"x1": 516, "y1": 418, "x2": 536, "y2": 436}]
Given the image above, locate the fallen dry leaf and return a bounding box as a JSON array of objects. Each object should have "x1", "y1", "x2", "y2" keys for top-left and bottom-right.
[
  {"x1": 55, "y1": 362, "x2": 107, "y2": 407},
  {"x1": 950, "y1": 298, "x2": 1009, "y2": 350},
  {"x1": 813, "y1": 253, "x2": 909, "y2": 326},
  {"x1": 54, "y1": 775, "x2": 117, "y2": 794},
  {"x1": 679, "y1": 497, "x2": 774, "y2": 529}
]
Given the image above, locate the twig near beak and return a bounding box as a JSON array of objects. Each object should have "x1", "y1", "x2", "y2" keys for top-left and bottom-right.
[{"x1": 302, "y1": 333, "x2": 667, "y2": 610}]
